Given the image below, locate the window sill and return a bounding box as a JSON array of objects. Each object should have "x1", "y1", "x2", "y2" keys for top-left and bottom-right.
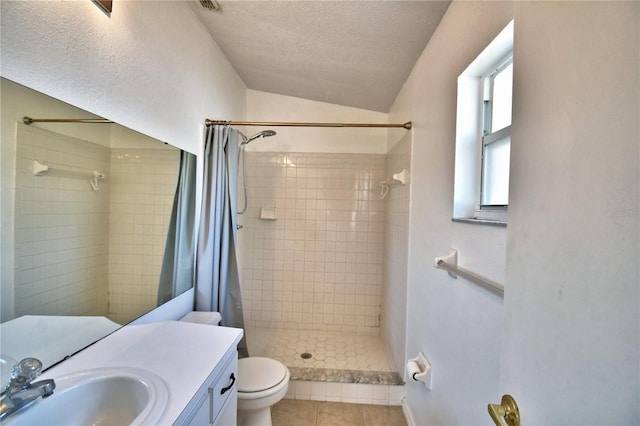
[{"x1": 452, "y1": 217, "x2": 507, "y2": 227}]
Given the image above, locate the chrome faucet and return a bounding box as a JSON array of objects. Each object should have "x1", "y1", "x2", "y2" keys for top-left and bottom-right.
[{"x1": 0, "y1": 358, "x2": 56, "y2": 421}]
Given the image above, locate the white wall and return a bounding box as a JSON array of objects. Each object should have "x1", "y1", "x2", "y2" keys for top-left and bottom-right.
[
  {"x1": 502, "y1": 2, "x2": 639, "y2": 424},
  {"x1": 393, "y1": 1, "x2": 639, "y2": 424},
  {"x1": 245, "y1": 90, "x2": 389, "y2": 154},
  {"x1": 391, "y1": 2, "x2": 511, "y2": 424},
  {"x1": 1, "y1": 0, "x2": 246, "y2": 321},
  {"x1": 0, "y1": 1, "x2": 245, "y2": 154}
]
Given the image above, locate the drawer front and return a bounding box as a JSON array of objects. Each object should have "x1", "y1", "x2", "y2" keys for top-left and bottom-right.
[{"x1": 211, "y1": 356, "x2": 238, "y2": 420}]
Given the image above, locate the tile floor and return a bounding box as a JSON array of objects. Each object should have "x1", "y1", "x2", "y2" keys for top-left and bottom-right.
[
  {"x1": 246, "y1": 327, "x2": 392, "y2": 371},
  {"x1": 272, "y1": 399, "x2": 407, "y2": 426}
]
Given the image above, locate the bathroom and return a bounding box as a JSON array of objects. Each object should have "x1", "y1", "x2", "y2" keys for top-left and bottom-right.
[{"x1": 1, "y1": 1, "x2": 638, "y2": 425}]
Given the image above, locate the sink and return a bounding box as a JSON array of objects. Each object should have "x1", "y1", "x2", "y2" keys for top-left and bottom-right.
[{"x1": 3, "y1": 367, "x2": 168, "y2": 425}]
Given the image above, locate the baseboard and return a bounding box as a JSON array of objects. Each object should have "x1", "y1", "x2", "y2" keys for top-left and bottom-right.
[{"x1": 402, "y1": 398, "x2": 416, "y2": 426}]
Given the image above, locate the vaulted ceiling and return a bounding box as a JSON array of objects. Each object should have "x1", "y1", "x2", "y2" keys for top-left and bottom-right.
[{"x1": 189, "y1": 1, "x2": 451, "y2": 113}]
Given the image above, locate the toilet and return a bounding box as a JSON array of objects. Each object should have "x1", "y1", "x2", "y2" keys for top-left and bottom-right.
[
  {"x1": 236, "y1": 357, "x2": 290, "y2": 426},
  {"x1": 178, "y1": 312, "x2": 289, "y2": 426}
]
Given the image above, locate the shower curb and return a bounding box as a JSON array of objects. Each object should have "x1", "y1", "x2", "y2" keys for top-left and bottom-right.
[{"x1": 289, "y1": 367, "x2": 404, "y2": 385}]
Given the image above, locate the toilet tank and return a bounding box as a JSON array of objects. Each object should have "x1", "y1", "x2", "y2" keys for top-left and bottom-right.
[{"x1": 179, "y1": 311, "x2": 222, "y2": 326}]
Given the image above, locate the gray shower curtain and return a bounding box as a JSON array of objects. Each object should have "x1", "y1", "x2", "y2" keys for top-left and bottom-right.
[
  {"x1": 158, "y1": 151, "x2": 197, "y2": 306},
  {"x1": 195, "y1": 124, "x2": 248, "y2": 357}
]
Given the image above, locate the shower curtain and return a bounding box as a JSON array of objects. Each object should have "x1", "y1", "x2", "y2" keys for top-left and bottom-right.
[
  {"x1": 195, "y1": 124, "x2": 248, "y2": 357},
  {"x1": 158, "y1": 151, "x2": 197, "y2": 306}
]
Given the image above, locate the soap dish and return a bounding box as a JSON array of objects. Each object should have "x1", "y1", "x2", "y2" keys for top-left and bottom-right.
[{"x1": 259, "y1": 207, "x2": 277, "y2": 220}]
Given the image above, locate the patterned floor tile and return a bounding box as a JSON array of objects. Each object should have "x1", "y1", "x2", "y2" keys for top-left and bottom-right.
[{"x1": 246, "y1": 327, "x2": 393, "y2": 372}]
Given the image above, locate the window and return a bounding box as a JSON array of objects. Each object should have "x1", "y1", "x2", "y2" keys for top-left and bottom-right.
[
  {"x1": 453, "y1": 21, "x2": 513, "y2": 224},
  {"x1": 481, "y1": 58, "x2": 512, "y2": 208}
]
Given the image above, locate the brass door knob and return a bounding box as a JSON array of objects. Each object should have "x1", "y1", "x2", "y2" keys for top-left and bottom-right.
[{"x1": 488, "y1": 394, "x2": 520, "y2": 426}]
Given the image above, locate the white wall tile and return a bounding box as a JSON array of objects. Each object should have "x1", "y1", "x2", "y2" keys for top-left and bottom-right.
[
  {"x1": 372, "y1": 383, "x2": 390, "y2": 405},
  {"x1": 388, "y1": 385, "x2": 404, "y2": 406},
  {"x1": 285, "y1": 380, "x2": 296, "y2": 399},
  {"x1": 310, "y1": 381, "x2": 327, "y2": 401},
  {"x1": 340, "y1": 383, "x2": 358, "y2": 400},
  {"x1": 239, "y1": 152, "x2": 385, "y2": 334},
  {"x1": 14, "y1": 126, "x2": 110, "y2": 317},
  {"x1": 356, "y1": 384, "x2": 374, "y2": 404},
  {"x1": 107, "y1": 148, "x2": 179, "y2": 324},
  {"x1": 14, "y1": 126, "x2": 179, "y2": 324},
  {"x1": 294, "y1": 381, "x2": 311, "y2": 400}
]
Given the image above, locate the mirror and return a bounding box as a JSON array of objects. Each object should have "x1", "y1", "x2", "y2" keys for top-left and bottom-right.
[{"x1": 0, "y1": 78, "x2": 196, "y2": 372}]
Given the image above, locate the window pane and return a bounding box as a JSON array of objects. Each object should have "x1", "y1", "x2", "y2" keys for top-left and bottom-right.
[
  {"x1": 482, "y1": 134, "x2": 510, "y2": 205},
  {"x1": 491, "y1": 62, "x2": 513, "y2": 132}
]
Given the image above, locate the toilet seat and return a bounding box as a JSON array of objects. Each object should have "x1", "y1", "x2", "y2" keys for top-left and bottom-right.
[{"x1": 238, "y1": 357, "x2": 288, "y2": 393}]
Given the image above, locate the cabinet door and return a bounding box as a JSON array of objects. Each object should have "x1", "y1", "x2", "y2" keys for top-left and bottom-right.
[
  {"x1": 178, "y1": 351, "x2": 239, "y2": 426},
  {"x1": 213, "y1": 389, "x2": 237, "y2": 426},
  {"x1": 185, "y1": 391, "x2": 211, "y2": 426}
]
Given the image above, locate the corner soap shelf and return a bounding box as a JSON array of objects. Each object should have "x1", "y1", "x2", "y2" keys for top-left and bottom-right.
[{"x1": 379, "y1": 169, "x2": 409, "y2": 199}]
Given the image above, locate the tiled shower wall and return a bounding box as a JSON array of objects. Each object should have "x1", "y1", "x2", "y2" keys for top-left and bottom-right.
[
  {"x1": 239, "y1": 152, "x2": 386, "y2": 335},
  {"x1": 13, "y1": 125, "x2": 178, "y2": 324},
  {"x1": 107, "y1": 148, "x2": 178, "y2": 324},
  {"x1": 381, "y1": 134, "x2": 411, "y2": 374},
  {"x1": 14, "y1": 125, "x2": 110, "y2": 317}
]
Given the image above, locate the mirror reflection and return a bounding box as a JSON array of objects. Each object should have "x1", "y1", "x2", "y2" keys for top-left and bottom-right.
[{"x1": 1, "y1": 78, "x2": 196, "y2": 371}]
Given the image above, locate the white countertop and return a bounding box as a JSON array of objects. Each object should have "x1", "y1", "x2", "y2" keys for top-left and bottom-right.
[{"x1": 39, "y1": 321, "x2": 243, "y2": 425}]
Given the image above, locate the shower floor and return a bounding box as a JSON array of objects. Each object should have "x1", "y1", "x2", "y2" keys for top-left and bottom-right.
[
  {"x1": 245, "y1": 327, "x2": 404, "y2": 405},
  {"x1": 245, "y1": 327, "x2": 403, "y2": 386},
  {"x1": 246, "y1": 327, "x2": 392, "y2": 371}
]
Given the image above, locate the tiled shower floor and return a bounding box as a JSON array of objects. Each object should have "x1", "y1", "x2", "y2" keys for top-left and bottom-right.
[
  {"x1": 246, "y1": 327, "x2": 393, "y2": 371},
  {"x1": 245, "y1": 327, "x2": 405, "y2": 405}
]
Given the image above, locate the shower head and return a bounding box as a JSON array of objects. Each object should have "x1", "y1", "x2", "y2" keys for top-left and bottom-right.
[{"x1": 241, "y1": 130, "x2": 277, "y2": 145}]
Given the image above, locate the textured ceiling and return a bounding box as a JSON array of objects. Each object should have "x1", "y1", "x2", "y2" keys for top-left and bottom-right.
[{"x1": 190, "y1": 1, "x2": 451, "y2": 112}]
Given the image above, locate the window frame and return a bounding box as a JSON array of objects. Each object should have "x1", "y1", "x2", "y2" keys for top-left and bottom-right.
[
  {"x1": 452, "y1": 20, "x2": 514, "y2": 225},
  {"x1": 478, "y1": 55, "x2": 512, "y2": 213}
]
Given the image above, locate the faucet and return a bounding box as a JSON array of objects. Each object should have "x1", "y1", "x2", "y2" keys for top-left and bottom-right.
[{"x1": 0, "y1": 358, "x2": 56, "y2": 421}]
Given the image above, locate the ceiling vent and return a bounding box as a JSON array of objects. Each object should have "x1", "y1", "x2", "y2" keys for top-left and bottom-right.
[{"x1": 199, "y1": 0, "x2": 221, "y2": 12}]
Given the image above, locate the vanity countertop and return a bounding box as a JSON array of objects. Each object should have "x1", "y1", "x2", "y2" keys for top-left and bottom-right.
[{"x1": 39, "y1": 320, "x2": 243, "y2": 424}]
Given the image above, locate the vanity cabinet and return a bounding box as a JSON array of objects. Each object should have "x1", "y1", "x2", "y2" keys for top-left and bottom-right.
[
  {"x1": 177, "y1": 349, "x2": 239, "y2": 426},
  {"x1": 35, "y1": 321, "x2": 244, "y2": 426}
]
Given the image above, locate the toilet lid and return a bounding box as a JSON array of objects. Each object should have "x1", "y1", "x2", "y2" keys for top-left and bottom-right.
[{"x1": 237, "y1": 357, "x2": 288, "y2": 393}]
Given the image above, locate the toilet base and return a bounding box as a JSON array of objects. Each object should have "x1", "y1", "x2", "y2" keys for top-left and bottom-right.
[
  {"x1": 237, "y1": 406, "x2": 272, "y2": 426},
  {"x1": 236, "y1": 358, "x2": 290, "y2": 426}
]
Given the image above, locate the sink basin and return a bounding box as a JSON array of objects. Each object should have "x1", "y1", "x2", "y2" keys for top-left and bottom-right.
[{"x1": 3, "y1": 367, "x2": 168, "y2": 425}]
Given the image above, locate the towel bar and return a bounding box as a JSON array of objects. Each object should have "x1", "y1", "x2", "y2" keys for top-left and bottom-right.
[{"x1": 434, "y1": 249, "x2": 504, "y2": 297}]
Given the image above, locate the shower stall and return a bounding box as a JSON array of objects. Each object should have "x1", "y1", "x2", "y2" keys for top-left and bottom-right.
[{"x1": 235, "y1": 128, "x2": 411, "y2": 405}]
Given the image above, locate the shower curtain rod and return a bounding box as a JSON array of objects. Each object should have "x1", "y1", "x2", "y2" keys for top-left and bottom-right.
[
  {"x1": 206, "y1": 119, "x2": 412, "y2": 130},
  {"x1": 24, "y1": 116, "x2": 412, "y2": 129},
  {"x1": 23, "y1": 116, "x2": 114, "y2": 125}
]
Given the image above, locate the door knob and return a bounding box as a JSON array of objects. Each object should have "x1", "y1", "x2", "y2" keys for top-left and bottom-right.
[{"x1": 488, "y1": 394, "x2": 519, "y2": 426}]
